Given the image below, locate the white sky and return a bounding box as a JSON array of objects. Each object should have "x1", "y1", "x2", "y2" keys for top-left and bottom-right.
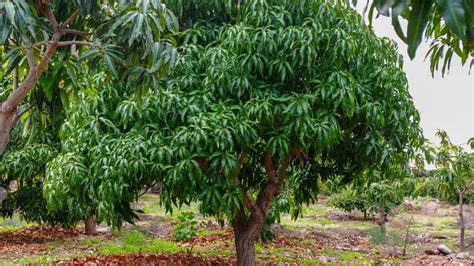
[{"x1": 360, "y1": 9, "x2": 474, "y2": 148}]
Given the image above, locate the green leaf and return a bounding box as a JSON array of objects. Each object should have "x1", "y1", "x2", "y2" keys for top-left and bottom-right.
[
  {"x1": 129, "y1": 13, "x2": 145, "y2": 47},
  {"x1": 407, "y1": 0, "x2": 434, "y2": 59},
  {"x1": 435, "y1": 0, "x2": 467, "y2": 39}
]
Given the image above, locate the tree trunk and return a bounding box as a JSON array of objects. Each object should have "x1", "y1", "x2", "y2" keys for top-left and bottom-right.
[
  {"x1": 459, "y1": 192, "x2": 465, "y2": 251},
  {"x1": 84, "y1": 215, "x2": 97, "y2": 235},
  {"x1": 378, "y1": 201, "x2": 386, "y2": 235},
  {"x1": 233, "y1": 211, "x2": 264, "y2": 266},
  {"x1": 0, "y1": 110, "x2": 17, "y2": 155}
]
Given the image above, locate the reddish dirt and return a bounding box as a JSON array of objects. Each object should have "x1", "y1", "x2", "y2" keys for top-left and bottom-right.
[
  {"x1": 403, "y1": 254, "x2": 471, "y2": 265},
  {"x1": 182, "y1": 229, "x2": 234, "y2": 247},
  {"x1": 57, "y1": 253, "x2": 235, "y2": 266},
  {"x1": 0, "y1": 226, "x2": 110, "y2": 255}
]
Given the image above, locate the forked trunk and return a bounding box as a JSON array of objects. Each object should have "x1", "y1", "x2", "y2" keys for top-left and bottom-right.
[
  {"x1": 378, "y1": 201, "x2": 386, "y2": 235},
  {"x1": 459, "y1": 192, "x2": 465, "y2": 251},
  {"x1": 0, "y1": 109, "x2": 17, "y2": 156},
  {"x1": 233, "y1": 209, "x2": 265, "y2": 266},
  {"x1": 84, "y1": 215, "x2": 97, "y2": 235}
]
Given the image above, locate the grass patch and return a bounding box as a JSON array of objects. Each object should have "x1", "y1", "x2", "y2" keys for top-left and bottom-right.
[
  {"x1": 321, "y1": 249, "x2": 370, "y2": 263},
  {"x1": 99, "y1": 230, "x2": 181, "y2": 255},
  {"x1": 82, "y1": 237, "x2": 102, "y2": 247}
]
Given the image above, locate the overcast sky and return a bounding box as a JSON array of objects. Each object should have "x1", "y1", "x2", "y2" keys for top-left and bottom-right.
[{"x1": 360, "y1": 9, "x2": 474, "y2": 148}]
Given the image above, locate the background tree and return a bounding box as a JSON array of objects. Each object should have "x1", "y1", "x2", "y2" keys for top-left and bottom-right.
[
  {"x1": 330, "y1": 166, "x2": 416, "y2": 234},
  {"x1": 432, "y1": 130, "x2": 474, "y2": 251},
  {"x1": 44, "y1": 71, "x2": 165, "y2": 234},
  {"x1": 0, "y1": 0, "x2": 178, "y2": 156}
]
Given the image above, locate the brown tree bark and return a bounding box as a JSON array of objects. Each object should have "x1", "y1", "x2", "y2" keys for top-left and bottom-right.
[
  {"x1": 378, "y1": 201, "x2": 386, "y2": 235},
  {"x1": 0, "y1": 9, "x2": 84, "y2": 156},
  {"x1": 230, "y1": 149, "x2": 297, "y2": 266},
  {"x1": 84, "y1": 215, "x2": 97, "y2": 235},
  {"x1": 233, "y1": 209, "x2": 265, "y2": 266},
  {"x1": 459, "y1": 192, "x2": 465, "y2": 251}
]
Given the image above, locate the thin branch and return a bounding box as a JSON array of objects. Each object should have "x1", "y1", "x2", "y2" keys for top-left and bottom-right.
[
  {"x1": 242, "y1": 190, "x2": 261, "y2": 219},
  {"x1": 264, "y1": 149, "x2": 276, "y2": 183},
  {"x1": 12, "y1": 68, "x2": 18, "y2": 91},
  {"x1": 277, "y1": 148, "x2": 298, "y2": 185},
  {"x1": 62, "y1": 10, "x2": 80, "y2": 27},
  {"x1": 234, "y1": 152, "x2": 246, "y2": 183},
  {"x1": 62, "y1": 29, "x2": 92, "y2": 36},
  {"x1": 463, "y1": 179, "x2": 474, "y2": 193},
  {"x1": 57, "y1": 41, "x2": 98, "y2": 47},
  {"x1": 25, "y1": 49, "x2": 37, "y2": 69},
  {"x1": 46, "y1": 8, "x2": 59, "y2": 30}
]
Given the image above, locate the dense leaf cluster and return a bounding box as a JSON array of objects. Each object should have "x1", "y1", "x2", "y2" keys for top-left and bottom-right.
[{"x1": 45, "y1": 0, "x2": 423, "y2": 230}]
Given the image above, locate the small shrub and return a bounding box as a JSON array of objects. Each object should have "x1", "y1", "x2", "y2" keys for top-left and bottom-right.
[
  {"x1": 172, "y1": 211, "x2": 198, "y2": 242},
  {"x1": 368, "y1": 226, "x2": 388, "y2": 244}
]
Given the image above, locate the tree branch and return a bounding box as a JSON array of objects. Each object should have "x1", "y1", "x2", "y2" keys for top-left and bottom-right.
[
  {"x1": 234, "y1": 152, "x2": 246, "y2": 182},
  {"x1": 12, "y1": 68, "x2": 18, "y2": 91},
  {"x1": 46, "y1": 8, "x2": 59, "y2": 31},
  {"x1": 264, "y1": 149, "x2": 276, "y2": 183},
  {"x1": 62, "y1": 29, "x2": 92, "y2": 36},
  {"x1": 57, "y1": 41, "x2": 98, "y2": 47},
  {"x1": 62, "y1": 10, "x2": 80, "y2": 28},
  {"x1": 277, "y1": 148, "x2": 298, "y2": 186},
  {"x1": 25, "y1": 49, "x2": 37, "y2": 69},
  {"x1": 1, "y1": 34, "x2": 60, "y2": 113}
]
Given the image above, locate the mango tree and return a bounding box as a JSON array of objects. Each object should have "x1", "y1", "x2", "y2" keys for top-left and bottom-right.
[
  {"x1": 47, "y1": 0, "x2": 423, "y2": 263},
  {"x1": 330, "y1": 166, "x2": 416, "y2": 234},
  {"x1": 157, "y1": 1, "x2": 423, "y2": 264},
  {"x1": 0, "y1": 0, "x2": 177, "y2": 157},
  {"x1": 434, "y1": 130, "x2": 474, "y2": 251}
]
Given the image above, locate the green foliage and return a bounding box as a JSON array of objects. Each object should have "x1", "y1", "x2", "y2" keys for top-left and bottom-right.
[
  {"x1": 44, "y1": 3, "x2": 423, "y2": 259},
  {"x1": 172, "y1": 211, "x2": 198, "y2": 242},
  {"x1": 353, "y1": 0, "x2": 474, "y2": 75},
  {"x1": 0, "y1": 143, "x2": 79, "y2": 225},
  {"x1": 329, "y1": 168, "x2": 416, "y2": 218},
  {"x1": 99, "y1": 231, "x2": 180, "y2": 255},
  {"x1": 424, "y1": 131, "x2": 474, "y2": 203}
]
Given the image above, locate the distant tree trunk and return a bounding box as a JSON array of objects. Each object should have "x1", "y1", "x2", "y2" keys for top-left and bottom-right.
[
  {"x1": 459, "y1": 192, "x2": 465, "y2": 251},
  {"x1": 378, "y1": 201, "x2": 386, "y2": 235},
  {"x1": 363, "y1": 209, "x2": 367, "y2": 220},
  {"x1": 84, "y1": 214, "x2": 97, "y2": 235},
  {"x1": 233, "y1": 209, "x2": 264, "y2": 266}
]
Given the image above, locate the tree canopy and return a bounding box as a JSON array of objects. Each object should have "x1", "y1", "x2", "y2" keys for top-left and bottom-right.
[
  {"x1": 45, "y1": 0, "x2": 424, "y2": 264},
  {"x1": 0, "y1": 0, "x2": 178, "y2": 156}
]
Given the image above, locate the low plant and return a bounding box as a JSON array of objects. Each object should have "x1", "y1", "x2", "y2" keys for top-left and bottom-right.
[{"x1": 172, "y1": 212, "x2": 198, "y2": 242}]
